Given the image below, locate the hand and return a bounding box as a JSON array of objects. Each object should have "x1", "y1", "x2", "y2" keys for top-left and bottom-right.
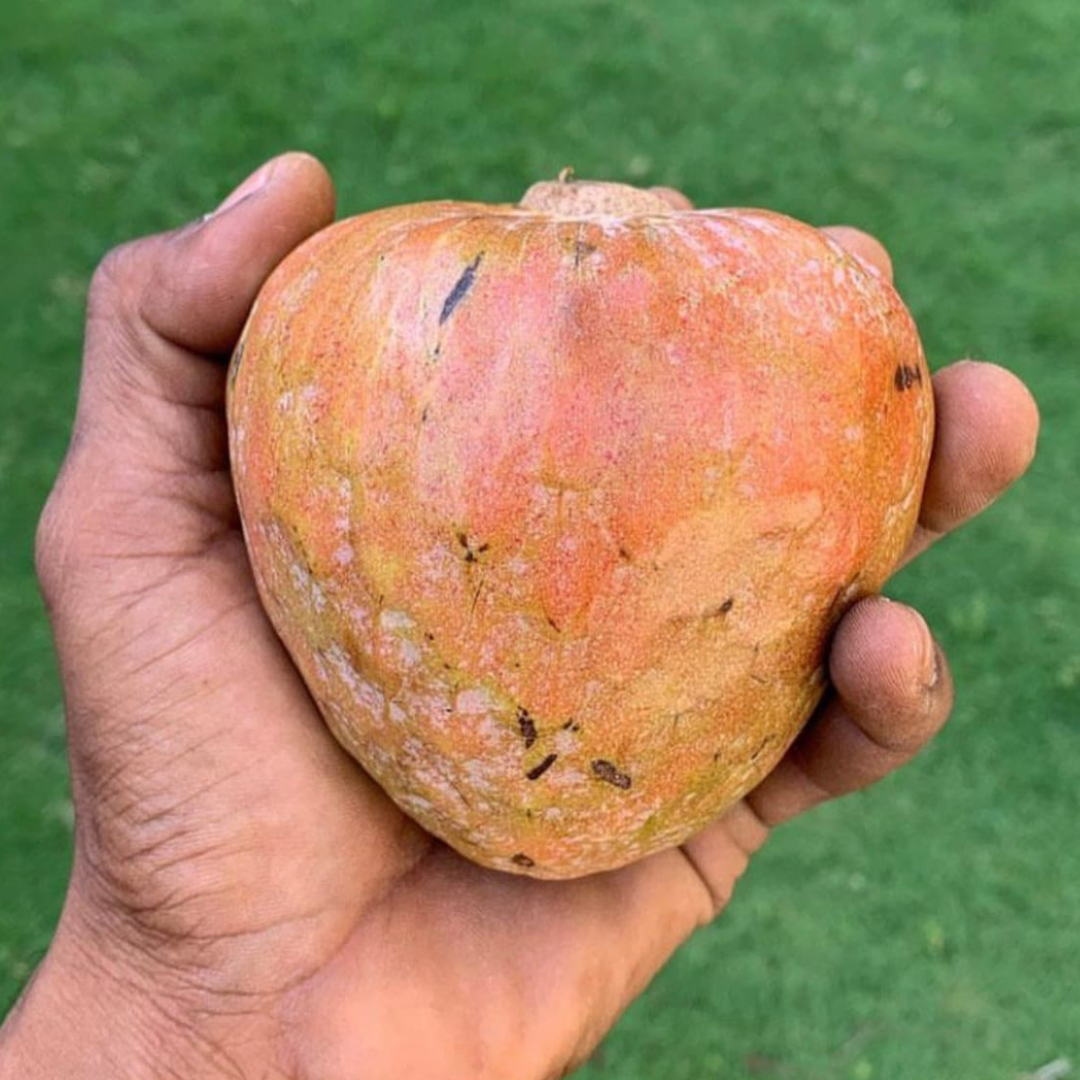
[{"x1": 0, "y1": 155, "x2": 1038, "y2": 1080}]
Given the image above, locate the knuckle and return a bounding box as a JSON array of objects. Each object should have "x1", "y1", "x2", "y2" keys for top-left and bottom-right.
[
  {"x1": 88, "y1": 244, "x2": 129, "y2": 304},
  {"x1": 87, "y1": 240, "x2": 150, "y2": 323},
  {"x1": 34, "y1": 448, "x2": 96, "y2": 610},
  {"x1": 34, "y1": 483, "x2": 72, "y2": 606}
]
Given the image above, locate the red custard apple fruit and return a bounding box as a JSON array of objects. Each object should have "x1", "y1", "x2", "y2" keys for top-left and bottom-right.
[{"x1": 226, "y1": 174, "x2": 934, "y2": 878}]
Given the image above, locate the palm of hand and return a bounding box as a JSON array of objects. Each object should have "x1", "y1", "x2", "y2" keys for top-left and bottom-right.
[
  {"x1": 31, "y1": 155, "x2": 1037, "y2": 1080},
  {"x1": 50, "y1": 418, "x2": 734, "y2": 1079}
]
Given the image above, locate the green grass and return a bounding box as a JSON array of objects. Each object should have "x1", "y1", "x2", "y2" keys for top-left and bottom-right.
[{"x1": 2, "y1": 0, "x2": 1078, "y2": 1075}]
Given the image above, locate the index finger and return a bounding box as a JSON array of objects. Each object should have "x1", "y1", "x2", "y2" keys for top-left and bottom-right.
[
  {"x1": 820, "y1": 224, "x2": 894, "y2": 283},
  {"x1": 898, "y1": 360, "x2": 1040, "y2": 568}
]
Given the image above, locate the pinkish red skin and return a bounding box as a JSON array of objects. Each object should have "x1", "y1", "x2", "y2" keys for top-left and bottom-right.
[{"x1": 227, "y1": 199, "x2": 934, "y2": 878}]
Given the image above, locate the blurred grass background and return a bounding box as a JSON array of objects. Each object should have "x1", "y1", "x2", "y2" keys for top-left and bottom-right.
[{"x1": 1, "y1": 0, "x2": 1077, "y2": 1076}]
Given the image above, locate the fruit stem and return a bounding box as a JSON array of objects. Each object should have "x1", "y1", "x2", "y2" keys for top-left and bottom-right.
[{"x1": 519, "y1": 172, "x2": 673, "y2": 218}]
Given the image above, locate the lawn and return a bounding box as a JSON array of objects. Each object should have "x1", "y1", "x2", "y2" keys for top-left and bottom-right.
[{"x1": 1, "y1": 0, "x2": 1078, "y2": 1076}]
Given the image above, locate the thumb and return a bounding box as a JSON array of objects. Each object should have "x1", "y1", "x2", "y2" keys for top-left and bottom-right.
[
  {"x1": 37, "y1": 153, "x2": 336, "y2": 608},
  {"x1": 74, "y1": 152, "x2": 335, "y2": 454},
  {"x1": 137, "y1": 152, "x2": 337, "y2": 355}
]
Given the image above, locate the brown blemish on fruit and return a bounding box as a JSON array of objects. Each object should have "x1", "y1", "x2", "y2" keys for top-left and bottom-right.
[
  {"x1": 592, "y1": 759, "x2": 632, "y2": 790},
  {"x1": 574, "y1": 238, "x2": 598, "y2": 268},
  {"x1": 456, "y1": 530, "x2": 489, "y2": 564},
  {"x1": 518, "y1": 707, "x2": 538, "y2": 749},
  {"x1": 440, "y1": 253, "x2": 483, "y2": 325},
  {"x1": 704, "y1": 597, "x2": 735, "y2": 618},
  {"x1": 469, "y1": 579, "x2": 485, "y2": 615},
  {"x1": 511, "y1": 853, "x2": 536, "y2": 868},
  {"x1": 894, "y1": 364, "x2": 923, "y2": 391},
  {"x1": 526, "y1": 753, "x2": 558, "y2": 780}
]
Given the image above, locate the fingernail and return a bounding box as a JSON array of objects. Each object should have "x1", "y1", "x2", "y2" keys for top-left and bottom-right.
[
  {"x1": 210, "y1": 160, "x2": 277, "y2": 217},
  {"x1": 906, "y1": 608, "x2": 938, "y2": 691},
  {"x1": 926, "y1": 640, "x2": 941, "y2": 691},
  {"x1": 919, "y1": 619, "x2": 940, "y2": 691}
]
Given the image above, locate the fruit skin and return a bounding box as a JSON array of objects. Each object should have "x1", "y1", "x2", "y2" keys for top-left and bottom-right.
[{"x1": 226, "y1": 188, "x2": 934, "y2": 879}]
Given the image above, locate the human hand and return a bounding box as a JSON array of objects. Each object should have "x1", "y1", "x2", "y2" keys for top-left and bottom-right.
[{"x1": 0, "y1": 155, "x2": 1039, "y2": 1080}]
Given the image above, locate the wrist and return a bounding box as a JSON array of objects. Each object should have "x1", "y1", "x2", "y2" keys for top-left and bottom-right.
[
  {"x1": 0, "y1": 883, "x2": 285, "y2": 1080},
  {"x1": 1, "y1": 916, "x2": 195, "y2": 1080}
]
